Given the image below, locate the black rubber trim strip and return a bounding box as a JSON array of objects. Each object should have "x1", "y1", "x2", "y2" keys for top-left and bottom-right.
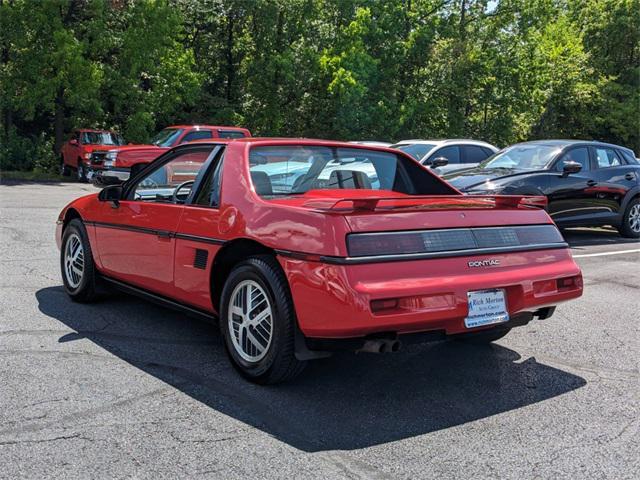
[
  {"x1": 100, "y1": 275, "x2": 217, "y2": 321},
  {"x1": 85, "y1": 220, "x2": 172, "y2": 238},
  {"x1": 318, "y1": 242, "x2": 569, "y2": 265},
  {"x1": 174, "y1": 232, "x2": 225, "y2": 245}
]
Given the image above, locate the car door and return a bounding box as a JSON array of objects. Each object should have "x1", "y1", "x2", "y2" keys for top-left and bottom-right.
[
  {"x1": 589, "y1": 146, "x2": 639, "y2": 218},
  {"x1": 62, "y1": 131, "x2": 80, "y2": 166},
  {"x1": 93, "y1": 145, "x2": 216, "y2": 297},
  {"x1": 171, "y1": 146, "x2": 226, "y2": 311},
  {"x1": 546, "y1": 146, "x2": 600, "y2": 225}
]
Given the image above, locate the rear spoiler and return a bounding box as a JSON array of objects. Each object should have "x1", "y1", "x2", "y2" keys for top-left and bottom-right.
[{"x1": 302, "y1": 195, "x2": 548, "y2": 212}]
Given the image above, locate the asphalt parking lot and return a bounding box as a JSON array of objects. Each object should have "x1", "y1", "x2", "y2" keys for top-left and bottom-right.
[{"x1": 0, "y1": 181, "x2": 638, "y2": 479}]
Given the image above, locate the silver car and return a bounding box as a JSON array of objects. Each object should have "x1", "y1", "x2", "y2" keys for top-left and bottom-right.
[{"x1": 390, "y1": 139, "x2": 498, "y2": 175}]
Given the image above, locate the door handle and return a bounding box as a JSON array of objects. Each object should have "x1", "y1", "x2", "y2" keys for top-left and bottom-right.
[
  {"x1": 586, "y1": 180, "x2": 597, "y2": 187},
  {"x1": 156, "y1": 230, "x2": 172, "y2": 239},
  {"x1": 625, "y1": 173, "x2": 635, "y2": 181}
]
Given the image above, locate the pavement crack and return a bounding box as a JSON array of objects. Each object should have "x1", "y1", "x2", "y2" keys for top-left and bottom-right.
[{"x1": 0, "y1": 433, "x2": 81, "y2": 446}]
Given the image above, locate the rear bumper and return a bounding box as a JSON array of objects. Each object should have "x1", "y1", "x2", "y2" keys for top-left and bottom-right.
[{"x1": 279, "y1": 248, "x2": 582, "y2": 338}]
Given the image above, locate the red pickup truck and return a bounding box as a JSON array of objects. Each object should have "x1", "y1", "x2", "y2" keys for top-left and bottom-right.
[
  {"x1": 90, "y1": 125, "x2": 251, "y2": 184},
  {"x1": 60, "y1": 129, "x2": 126, "y2": 182}
]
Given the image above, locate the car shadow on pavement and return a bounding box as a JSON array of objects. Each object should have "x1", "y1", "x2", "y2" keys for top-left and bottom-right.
[{"x1": 36, "y1": 286, "x2": 586, "y2": 452}]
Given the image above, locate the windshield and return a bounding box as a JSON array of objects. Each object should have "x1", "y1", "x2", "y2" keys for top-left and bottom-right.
[
  {"x1": 151, "y1": 128, "x2": 184, "y2": 147},
  {"x1": 248, "y1": 145, "x2": 455, "y2": 198},
  {"x1": 480, "y1": 145, "x2": 560, "y2": 170},
  {"x1": 391, "y1": 143, "x2": 436, "y2": 161},
  {"x1": 81, "y1": 132, "x2": 125, "y2": 146}
]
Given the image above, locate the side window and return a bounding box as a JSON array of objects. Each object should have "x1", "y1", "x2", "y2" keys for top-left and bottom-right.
[
  {"x1": 193, "y1": 150, "x2": 225, "y2": 207},
  {"x1": 181, "y1": 130, "x2": 213, "y2": 143},
  {"x1": 594, "y1": 147, "x2": 621, "y2": 168},
  {"x1": 462, "y1": 145, "x2": 491, "y2": 163},
  {"x1": 481, "y1": 147, "x2": 495, "y2": 156},
  {"x1": 132, "y1": 148, "x2": 214, "y2": 203},
  {"x1": 557, "y1": 147, "x2": 590, "y2": 172},
  {"x1": 429, "y1": 146, "x2": 460, "y2": 164}
]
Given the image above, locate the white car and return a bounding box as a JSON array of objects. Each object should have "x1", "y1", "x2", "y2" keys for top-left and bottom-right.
[{"x1": 390, "y1": 139, "x2": 499, "y2": 175}]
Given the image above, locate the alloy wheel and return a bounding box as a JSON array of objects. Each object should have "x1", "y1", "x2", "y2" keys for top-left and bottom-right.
[
  {"x1": 64, "y1": 233, "x2": 84, "y2": 288},
  {"x1": 629, "y1": 204, "x2": 640, "y2": 233},
  {"x1": 228, "y1": 279, "x2": 274, "y2": 362}
]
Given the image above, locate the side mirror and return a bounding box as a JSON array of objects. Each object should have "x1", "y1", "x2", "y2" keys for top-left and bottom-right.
[
  {"x1": 561, "y1": 161, "x2": 582, "y2": 177},
  {"x1": 98, "y1": 184, "x2": 122, "y2": 208},
  {"x1": 430, "y1": 157, "x2": 449, "y2": 168},
  {"x1": 69, "y1": 139, "x2": 78, "y2": 146}
]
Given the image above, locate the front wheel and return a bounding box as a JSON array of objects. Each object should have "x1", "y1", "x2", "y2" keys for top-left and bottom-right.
[
  {"x1": 454, "y1": 327, "x2": 511, "y2": 345},
  {"x1": 618, "y1": 198, "x2": 640, "y2": 238},
  {"x1": 219, "y1": 255, "x2": 306, "y2": 384},
  {"x1": 60, "y1": 218, "x2": 99, "y2": 302}
]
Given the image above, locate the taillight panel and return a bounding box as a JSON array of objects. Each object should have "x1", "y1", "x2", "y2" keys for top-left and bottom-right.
[{"x1": 347, "y1": 225, "x2": 565, "y2": 258}]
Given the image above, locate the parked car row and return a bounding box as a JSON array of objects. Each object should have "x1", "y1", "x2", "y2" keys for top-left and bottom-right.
[
  {"x1": 60, "y1": 125, "x2": 251, "y2": 183},
  {"x1": 60, "y1": 127, "x2": 640, "y2": 239}
]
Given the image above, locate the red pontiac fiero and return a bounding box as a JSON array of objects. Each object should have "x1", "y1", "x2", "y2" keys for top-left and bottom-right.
[{"x1": 56, "y1": 139, "x2": 583, "y2": 384}]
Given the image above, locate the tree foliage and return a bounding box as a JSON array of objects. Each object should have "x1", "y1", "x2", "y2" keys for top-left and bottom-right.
[{"x1": 1, "y1": 0, "x2": 638, "y2": 171}]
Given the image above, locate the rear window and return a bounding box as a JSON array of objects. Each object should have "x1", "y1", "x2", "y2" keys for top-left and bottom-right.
[
  {"x1": 219, "y1": 130, "x2": 247, "y2": 139},
  {"x1": 248, "y1": 145, "x2": 456, "y2": 198}
]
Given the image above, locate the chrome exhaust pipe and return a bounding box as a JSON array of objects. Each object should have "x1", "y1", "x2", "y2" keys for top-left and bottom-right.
[
  {"x1": 357, "y1": 340, "x2": 386, "y2": 353},
  {"x1": 357, "y1": 339, "x2": 401, "y2": 354}
]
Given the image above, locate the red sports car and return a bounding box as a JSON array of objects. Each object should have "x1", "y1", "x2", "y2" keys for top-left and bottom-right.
[{"x1": 56, "y1": 139, "x2": 583, "y2": 384}]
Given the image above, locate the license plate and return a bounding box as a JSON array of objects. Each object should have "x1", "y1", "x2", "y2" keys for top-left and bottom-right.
[{"x1": 464, "y1": 289, "x2": 509, "y2": 329}]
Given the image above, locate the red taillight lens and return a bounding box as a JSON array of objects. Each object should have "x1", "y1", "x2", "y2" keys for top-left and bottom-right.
[
  {"x1": 557, "y1": 275, "x2": 582, "y2": 291},
  {"x1": 370, "y1": 298, "x2": 399, "y2": 313}
]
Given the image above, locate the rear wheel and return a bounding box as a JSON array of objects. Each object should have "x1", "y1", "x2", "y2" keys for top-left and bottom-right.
[
  {"x1": 454, "y1": 327, "x2": 511, "y2": 345},
  {"x1": 219, "y1": 255, "x2": 306, "y2": 384},
  {"x1": 618, "y1": 198, "x2": 640, "y2": 238},
  {"x1": 60, "y1": 218, "x2": 99, "y2": 302}
]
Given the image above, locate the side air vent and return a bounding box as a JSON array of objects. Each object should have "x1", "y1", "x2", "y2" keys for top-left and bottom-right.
[{"x1": 194, "y1": 249, "x2": 208, "y2": 270}]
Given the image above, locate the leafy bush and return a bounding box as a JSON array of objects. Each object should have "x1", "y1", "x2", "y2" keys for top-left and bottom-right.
[{"x1": 0, "y1": 131, "x2": 57, "y2": 173}]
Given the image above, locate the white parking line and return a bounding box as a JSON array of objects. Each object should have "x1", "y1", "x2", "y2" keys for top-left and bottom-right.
[{"x1": 572, "y1": 248, "x2": 640, "y2": 258}]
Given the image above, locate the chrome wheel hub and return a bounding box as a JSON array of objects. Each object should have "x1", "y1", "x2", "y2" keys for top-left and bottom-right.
[
  {"x1": 64, "y1": 233, "x2": 84, "y2": 288},
  {"x1": 629, "y1": 204, "x2": 640, "y2": 233},
  {"x1": 228, "y1": 280, "x2": 273, "y2": 362}
]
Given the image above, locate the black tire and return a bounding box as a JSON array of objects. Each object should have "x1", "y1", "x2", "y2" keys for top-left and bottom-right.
[
  {"x1": 60, "y1": 156, "x2": 71, "y2": 176},
  {"x1": 618, "y1": 197, "x2": 640, "y2": 238},
  {"x1": 454, "y1": 327, "x2": 511, "y2": 345},
  {"x1": 219, "y1": 255, "x2": 306, "y2": 384},
  {"x1": 76, "y1": 160, "x2": 87, "y2": 182},
  {"x1": 60, "y1": 218, "x2": 99, "y2": 302}
]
